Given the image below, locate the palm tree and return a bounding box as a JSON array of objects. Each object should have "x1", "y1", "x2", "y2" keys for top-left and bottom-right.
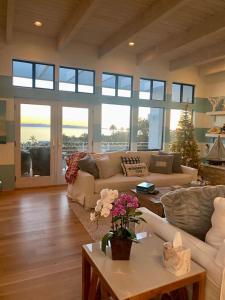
[{"x1": 109, "y1": 124, "x2": 117, "y2": 135}]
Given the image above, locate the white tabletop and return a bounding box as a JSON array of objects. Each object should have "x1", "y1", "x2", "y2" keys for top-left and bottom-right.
[{"x1": 83, "y1": 233, "x2": 205, "y2": 300}]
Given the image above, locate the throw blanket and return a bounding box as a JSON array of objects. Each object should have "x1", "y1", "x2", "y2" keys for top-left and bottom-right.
[{"x1": 65, "y1": 152, "x2": 87, "y2": 184}]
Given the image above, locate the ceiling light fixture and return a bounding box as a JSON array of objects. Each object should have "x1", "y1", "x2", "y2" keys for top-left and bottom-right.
[
  {"x1": 128, "y1": 42, "x2": 135, "y2": 47},
  {"x1": 34, "y1": 21, "x2": 43, "y2": 27}
]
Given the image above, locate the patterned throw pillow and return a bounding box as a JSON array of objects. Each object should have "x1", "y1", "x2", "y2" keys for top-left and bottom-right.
[
  {"x1": 121, "y1": 156, "x2": 141, "y2": 175},
  {"x1": 122, "y1": 162, "x2": 148, "y2": 177}
]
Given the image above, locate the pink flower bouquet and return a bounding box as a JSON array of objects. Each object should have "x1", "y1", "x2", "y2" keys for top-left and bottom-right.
[{"x1": 90, "y1": 189, "x2": 146, "y2": 254}]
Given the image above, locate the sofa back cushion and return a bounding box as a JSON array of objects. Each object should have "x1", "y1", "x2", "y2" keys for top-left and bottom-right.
[
  {"x1": 94, "y1": 155, "x2": 118, "y2": 179},
  {"x1": 103, "y1": 151, "x2": 124, "y2": 174},
  {"x1": 161, "y1": 185, "x2": 225, "y2": 241}
]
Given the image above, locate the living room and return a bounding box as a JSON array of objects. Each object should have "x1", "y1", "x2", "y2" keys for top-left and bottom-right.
[{"x1": 1, "y1": 0, "x2": 225, "y2": 299}]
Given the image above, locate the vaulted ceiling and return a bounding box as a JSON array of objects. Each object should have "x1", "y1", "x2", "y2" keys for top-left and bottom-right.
[{"x1": 1, "y1": 0, "x2": 225, "y2": 74}]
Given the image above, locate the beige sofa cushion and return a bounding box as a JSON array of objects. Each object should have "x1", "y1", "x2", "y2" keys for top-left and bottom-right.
[
  {"x1": 94, "y1": 172, "x2": 193, "y2": 193},
  {"x1": 94, "y1": 155, "x2": 117, "y2": 178},
  {"x1": 143, "y1": 173, "x2": 193, "y2": 187},
  {"x1": 94, "y1": 173, "x2": 144, "y2": 193},
  {"x1": 102, "y1": 151, "x2": 124, "y2": 174}
]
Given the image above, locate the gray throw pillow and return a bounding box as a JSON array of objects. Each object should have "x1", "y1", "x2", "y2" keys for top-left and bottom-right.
[
  {"x1": 149, "y1": 154, "x2": 174, "y2": 174},
  {"x1": 78, "y1": 155, "x2": 99, "y2": 179},
  {"x1": 159, "y1": 151, "x2": 182, "y2": 173},
  {"x1": 161, "y1": 185, "x2": 225, "y2": 241}
]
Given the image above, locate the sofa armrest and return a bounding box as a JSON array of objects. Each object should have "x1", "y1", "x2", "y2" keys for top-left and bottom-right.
[
  {"x1": 181, "y1": 165, "x2": 198, "y2": 181},
  {"x1": 67, "y1": 170, "x2": 95, "y2": 206},
  {"x1": 136, "y1": 207, "x2": 224, "y2": 290}
]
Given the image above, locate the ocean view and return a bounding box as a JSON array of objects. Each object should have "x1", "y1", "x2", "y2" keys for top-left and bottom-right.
[{"x1": 21, "y1": 124, "x2": 88, "y2": 143}]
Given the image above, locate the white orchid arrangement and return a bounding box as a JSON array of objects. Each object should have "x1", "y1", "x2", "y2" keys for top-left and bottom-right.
[{"x1": 90, "y1": 189, "x2": 118, "y2": 222}]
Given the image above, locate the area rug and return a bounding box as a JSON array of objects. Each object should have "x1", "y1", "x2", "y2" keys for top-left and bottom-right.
[{"x1": 70, "y1": 202, "x2": 111, "y2": 241}]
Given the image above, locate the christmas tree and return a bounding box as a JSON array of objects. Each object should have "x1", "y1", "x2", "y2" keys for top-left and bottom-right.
[{"x1": 170, "y1": 108, "x2": 200, "y2": 168}]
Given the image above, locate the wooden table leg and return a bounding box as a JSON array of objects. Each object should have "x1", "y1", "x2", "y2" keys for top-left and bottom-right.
[
  {"x1": 88, "y1": 270, "x2": 99, "y2": 300},
  {"x1": 192, "y1": 275, "x2": 205, "y2": 300},
  {"x1": 82, "y1": 250, "x2": 91, "y2": 300}
]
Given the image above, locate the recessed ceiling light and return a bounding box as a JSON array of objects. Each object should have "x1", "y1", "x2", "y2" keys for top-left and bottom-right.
[
  {"x1": 128, "y1": 42, "x2": 135, "y2": 47},
  {"x1": 34, "y1": 21, "x2": 42, "y2": 27}
]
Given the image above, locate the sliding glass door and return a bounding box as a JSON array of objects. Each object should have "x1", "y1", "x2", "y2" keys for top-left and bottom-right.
[{"x1": 15, "y1": 100, "x2": 92, "y2": 188}]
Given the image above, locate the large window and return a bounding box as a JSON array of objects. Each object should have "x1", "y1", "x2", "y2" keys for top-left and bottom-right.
[
  {"x1": 59, "y1": 67, "x2": 76, "y2": 92},
  {"x1": 102, "y1": 73, "x2": 116, "y2": 96},
  {"x1": 13, "y1": 60, "x2": 33, "y2": 87},
  {"x1": 101, "y1": 104, "x2": 130, "y2": 152},
  {"x1": 35, "y1": 63, "x2": 54, "y2": 89},
  {"x1": 78, "y1": 69, "x2": 94, "y2": 93},
  {"x1": 13, "y1": 60, "x2": 54, "y2": 89},
  {"x1": 139, "y1": 78, "x2": 166, "y2": 101},
  {"x1": 138, "y1": 107, "x2": 164, "y2": 150},
  {"x1": 172, "y1": 83, "x2": 194, "y2": 103},
  {"x1": 59, "y1": 67, "x2": 94, "y2": 93},
  {"x1": 102, "y1": 73, "x2": 133, "y2": 98}
]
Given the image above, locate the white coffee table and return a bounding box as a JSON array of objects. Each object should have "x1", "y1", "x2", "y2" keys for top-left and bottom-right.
[{"x1": 82, "y1": 233, "x2": 206, "y2": 300}]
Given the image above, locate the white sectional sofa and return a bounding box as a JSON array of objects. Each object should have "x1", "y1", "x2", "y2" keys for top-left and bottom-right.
[
  {"x1": 136, "y1": 208, "x2": 225, "y2": 300},
  {"x1": 67, "y1": 151, "x2": 198, "y2": 208}
]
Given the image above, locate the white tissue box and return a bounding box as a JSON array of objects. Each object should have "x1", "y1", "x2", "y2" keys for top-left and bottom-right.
[{"x1": 163, "y1": 241, "x2": 191, "y2": 276}]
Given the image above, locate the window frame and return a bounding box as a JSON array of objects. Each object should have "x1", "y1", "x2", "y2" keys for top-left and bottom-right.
[
  {"x1": 12, "y1": 59, "x2": 55, "y2": 90},
  {"x1": 59, "y1": 66, "x2": 95, "y2": 94},
  {"x1": 102, "y1": 72, "x2": 133, "y2": 98},
  {"x1": 139, "y1": 77, "x2": 166, "y2": 101},
  {"x1": 172, "y1": 82, "x2": 195, "y2": 103}
]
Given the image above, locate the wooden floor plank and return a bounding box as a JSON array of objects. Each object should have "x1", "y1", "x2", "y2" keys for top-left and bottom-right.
[{"x1": 0, "y1": 186, "x2": 92, "y2": 299}]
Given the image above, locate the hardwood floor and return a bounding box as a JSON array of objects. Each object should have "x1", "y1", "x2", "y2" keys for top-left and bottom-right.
[{"x1": 0, "y1": 186, "x2": 92, "y2": 300}]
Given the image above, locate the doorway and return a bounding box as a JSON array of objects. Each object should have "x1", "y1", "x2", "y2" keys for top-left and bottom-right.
[{"x1": 15, "y1": 100, "x2": 92, "y2": 188}]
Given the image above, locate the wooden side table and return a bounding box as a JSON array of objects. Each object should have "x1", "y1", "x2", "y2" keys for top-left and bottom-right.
[{"x1": 82, "y1": 233, "x2": 206, "y2": 300}]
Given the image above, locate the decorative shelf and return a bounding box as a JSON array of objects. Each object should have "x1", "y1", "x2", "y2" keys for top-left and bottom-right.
[
  {"x1": 206, "y1": 111, "x2": 225, "y2": 116},
  {"x1": 205, "y1": 133, "x2": 225, "y2": 138}
]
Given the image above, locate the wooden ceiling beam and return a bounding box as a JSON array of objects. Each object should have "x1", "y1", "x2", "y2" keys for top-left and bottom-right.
[
  {"x1": 6, "y1": 0, "x2": 15, "y2": 43},
  {"x1": 199, "y1": 59, "x2": 225, "y2": 76},
  {"x1": 137, "y1": 11, "x2": 225, "y2": 65},
  {"x1": 98, "y1": 0, "x2": 191, "y2": 58},
  {"x1": 57, "y1": 0, "x2": 98, "y2": 51},
  {"x1": 170, "y1": 40, "x2": 225, "y2": 71}
]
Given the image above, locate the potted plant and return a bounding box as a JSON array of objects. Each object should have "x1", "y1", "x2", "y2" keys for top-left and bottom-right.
[{"x1": 90, "y1": 189, "x2": 146, "y2": 260}]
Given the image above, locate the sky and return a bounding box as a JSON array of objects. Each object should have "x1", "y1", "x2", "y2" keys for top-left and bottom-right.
[{"x1": 20, "y1": 104, "x2": 182, "y2": 142}]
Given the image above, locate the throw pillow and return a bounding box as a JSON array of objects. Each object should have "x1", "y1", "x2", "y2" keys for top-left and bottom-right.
[
  {"x1": 95, "y1": 155, "x2": 116, "y2": 179},
  {"x1": 122, "y1": 162, "x2": 148, "y2": 177},
  {"x1": 78, "y1": 155, "x2": 99, "y2": 179},
  {"x1": 159, "y1": 151, "x2": 182, "y2": 173},
  {"x1": 206, "y1": 197, "x2": 225, "y2": 249},
  {"x1": 121, "y1": 156, "x2": 141, "y2": 175},
  {"x1": 161, "y1": 185, "x2": 225, "y2": 241},
  {"x1": 149, "y1": 154, "x2": 174, "y2": 174}
]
